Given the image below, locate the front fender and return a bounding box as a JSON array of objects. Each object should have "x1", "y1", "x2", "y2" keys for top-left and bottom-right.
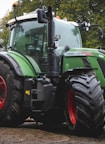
[
  {"x1": 62, "y1": 54, "x2": 91, "y2": 73},
  {"x1": 62, "y1": 68, "x2": 94, "y2": 77}
]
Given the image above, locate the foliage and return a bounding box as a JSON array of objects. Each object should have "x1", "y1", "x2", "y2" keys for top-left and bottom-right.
[
  {"x1": 0, "y1": 16, "x2": 10, "y2": 47},
  {"x1": 0, "y1": 0, "x2": 105, "y2": 48}
]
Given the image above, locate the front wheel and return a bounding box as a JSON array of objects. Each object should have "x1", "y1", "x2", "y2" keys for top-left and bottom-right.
[{"x1": 64, "y1": 73, "x2": 104, "y2": 136}]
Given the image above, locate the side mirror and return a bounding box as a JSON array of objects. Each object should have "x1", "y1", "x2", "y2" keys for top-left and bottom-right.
[
  {"x1": 37, "y1": 9, "x2": 47, "y2": 23},
  {"x1": 78, "y1": 21, "x2": 91, "y2": 31},
  {"x1": 98, "y1": 27, "x2": 104, "y2": 39}
]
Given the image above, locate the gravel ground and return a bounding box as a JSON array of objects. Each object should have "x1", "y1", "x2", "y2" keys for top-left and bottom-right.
[{"x1": 0, "y1": 122, "x2": 105, "y2": 144}]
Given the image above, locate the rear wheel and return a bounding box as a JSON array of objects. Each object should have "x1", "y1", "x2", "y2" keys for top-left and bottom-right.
[
  {"x1": 64, "y1": 73, "x2": 104, "y2": 136},
  {"x1": 0, "y1": 60, "x2": 29, "y2": 126}
]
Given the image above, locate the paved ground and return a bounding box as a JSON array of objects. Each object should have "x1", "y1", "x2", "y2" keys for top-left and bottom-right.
[{"x1": 0, "y1": 122, "x2": 105, "y2": 144}]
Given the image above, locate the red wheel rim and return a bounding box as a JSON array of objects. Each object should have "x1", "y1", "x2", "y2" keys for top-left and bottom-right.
[
  {"x1": 0, "y1": 76, "x2": 7, "y2": 110},
  {"x1": 68, "y1": 90, "x2": 76, "y2": 125}
]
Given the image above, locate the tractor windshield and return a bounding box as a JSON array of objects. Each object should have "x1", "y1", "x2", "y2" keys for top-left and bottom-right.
[
  {"x1": 9, "y1": 20, "x2": 47, "y2": 57},
  {"x1": 54, "y1": 18, "x2": 82, "y2": 48}
]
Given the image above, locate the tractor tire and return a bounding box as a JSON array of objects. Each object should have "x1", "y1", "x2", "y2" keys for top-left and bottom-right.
[
  {"x1": 64, "y1": 73, "x2": 104, "y2": 136},
  {"x1": 0, "y1": 60, "x2": 28, "y2": 126}
]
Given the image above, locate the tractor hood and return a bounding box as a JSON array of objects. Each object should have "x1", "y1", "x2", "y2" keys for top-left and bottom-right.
[{"x1": 64, "y1": 47, "x2": 104, "y2": 58}]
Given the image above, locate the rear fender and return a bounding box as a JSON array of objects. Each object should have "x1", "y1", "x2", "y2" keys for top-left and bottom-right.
[
  {"x1": 8, "y1": 50, "x2": 41, "y2": 77},
  {"x1": 0, "y1": 51, "x2": 23, "y2": 76},
  {"x1": 0, "y1": 51, "x2": 41, "y2": 77}
]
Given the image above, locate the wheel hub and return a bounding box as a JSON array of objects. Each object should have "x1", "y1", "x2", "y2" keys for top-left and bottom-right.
[
  {"x1": 68, "y1": 90, "x2": 77, "y2": 125},
  {"x1": 0, "y1": 76, "x2": 7, "y2": 110}
]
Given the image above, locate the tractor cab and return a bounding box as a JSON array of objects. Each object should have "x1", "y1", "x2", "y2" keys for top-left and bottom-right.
[
  {"x1": 8, "y1": 18, "x2": 47, "y2": 65},
  {"x1": 7, "y1": 9, "x2": 82, "y2": 73}
]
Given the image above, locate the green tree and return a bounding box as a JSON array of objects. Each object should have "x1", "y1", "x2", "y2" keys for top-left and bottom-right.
[{"x1": 0, "y1": 16, "x2": 10, "y2": 48}]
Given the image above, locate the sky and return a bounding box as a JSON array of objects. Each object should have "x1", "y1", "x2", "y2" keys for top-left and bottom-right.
[{"x1": 0, "y1": 0, "x2": 16, "y2": 19}]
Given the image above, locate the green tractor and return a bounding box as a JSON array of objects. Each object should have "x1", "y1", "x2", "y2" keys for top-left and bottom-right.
[{"x1": 0, "y1": 6, "x2": 104, "y2": 136}]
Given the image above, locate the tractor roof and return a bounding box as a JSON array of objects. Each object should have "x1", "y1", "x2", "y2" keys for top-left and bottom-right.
[
  {"x1": 7, "y1": 9, "x2": 79, "y2": 27},
  {"x1": 8, "y1": 10, "x2": 38, "y2": 25}
]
